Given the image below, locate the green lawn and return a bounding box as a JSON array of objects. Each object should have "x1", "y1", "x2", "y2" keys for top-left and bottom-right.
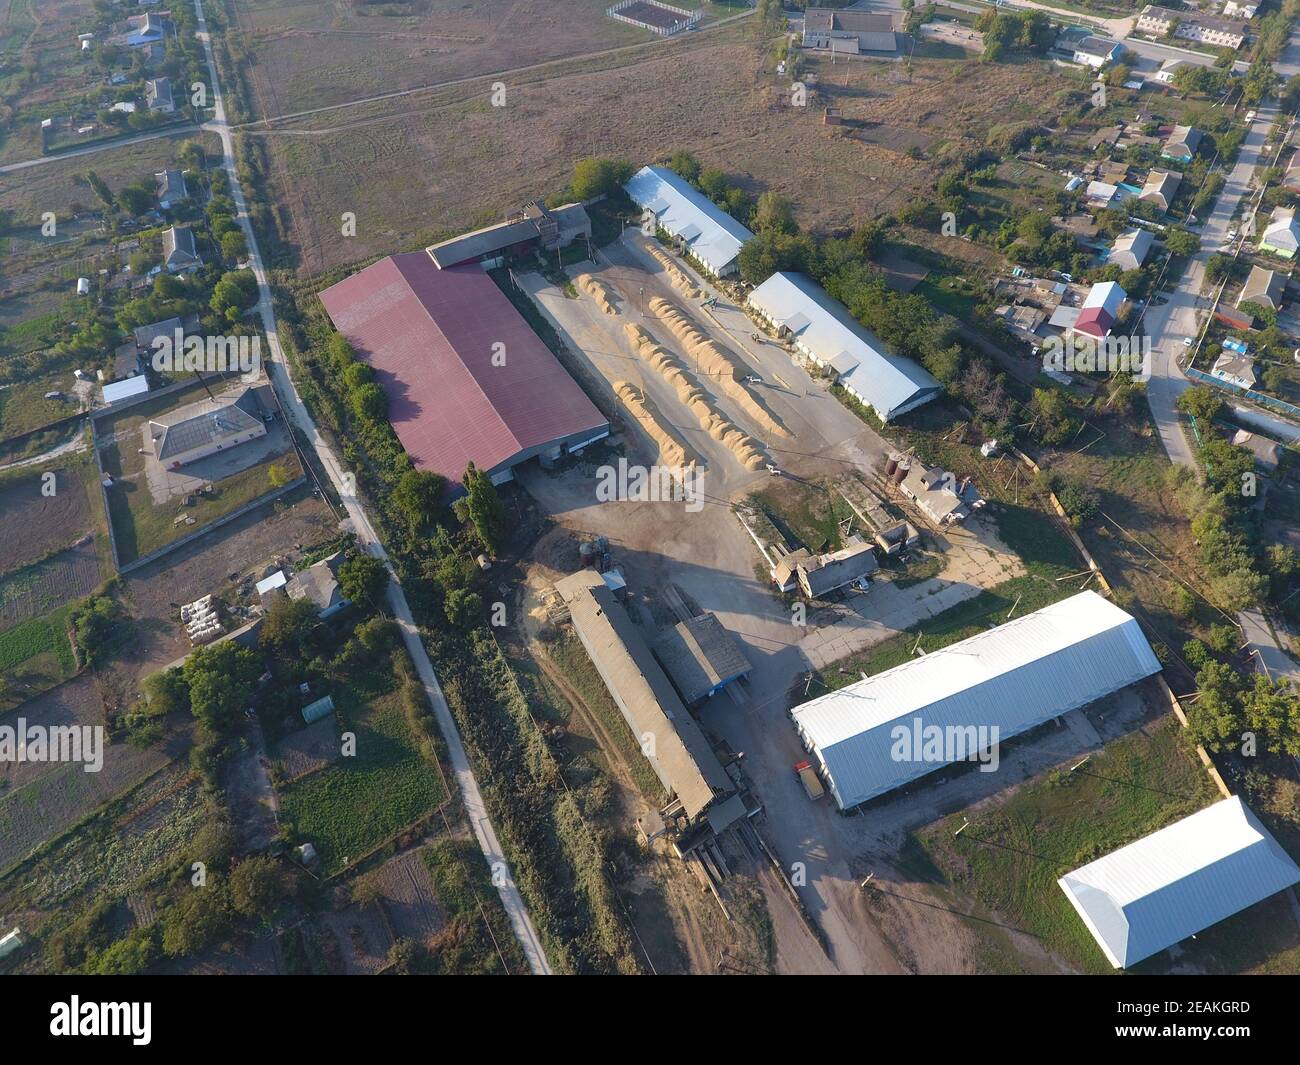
[
  {"x1": 277, "y1": 692, "x2": 446, "y2": 877},
  {"x1": 0, "y1": 605, "x2": 78, "y2": 709},
  {"x1": 908, "y1": 717, "x2": 1220, "y2": 974},
  {"x1": 750, "y1": 479, "x2": 856, "y2": 554}
]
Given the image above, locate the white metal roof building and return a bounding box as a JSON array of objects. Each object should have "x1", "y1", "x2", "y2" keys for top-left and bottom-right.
[
  {"x1": 625, "y1": 165, "x2": 754, "y2": 276},
  {"x1": 1058, "y1": 796, "x2": 1300, "y2": 968},
  {"x1": 791, "y1": 591, "x2": 1162, "y2": 809},
  {"x1": 747, "y1": 271, "x2": 942, "y2": 422}
]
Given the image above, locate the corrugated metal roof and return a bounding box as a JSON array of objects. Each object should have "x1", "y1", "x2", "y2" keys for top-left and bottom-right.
[
  {"x1": 747, "y1": 271, "x2": 941, "y2": 421},
  {"x1": 1058, "y1": 796, "x2": 1300, "y2": 968},
  {"x1": 102, "y1": 376, "x2": 150, "y2": 404},
  {"x1": 625, "y1": 166, "x2": 754, "y2": 275},
  {"x1": 791, "y1": 591, "x2": 1161, "y2": 809},
  {"x1": 319, "y1": 255, "x2": 607, "y2": 483},
  {"x1": 556, "y1": 570, "x2": 732, "y2": 819},
  {"x1": 653, "y1": 613, "x2": 752, "y2": 704}
]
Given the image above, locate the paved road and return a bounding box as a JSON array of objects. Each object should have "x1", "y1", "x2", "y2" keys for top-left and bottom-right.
[
  {"x1": 1141, "y1": 104, "x2": 1276, "y2": 467},
  {"x1": 190, "y1": 0, "x2": 552, "y2": 975},
  {"x1": 0, "y1": 124, "x2": 199, "y2": 174}
]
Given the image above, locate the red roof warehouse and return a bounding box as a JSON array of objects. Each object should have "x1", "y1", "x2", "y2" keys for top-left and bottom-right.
[{"x1": 319, "y1": 254, "x2": 608, "y2": 485}]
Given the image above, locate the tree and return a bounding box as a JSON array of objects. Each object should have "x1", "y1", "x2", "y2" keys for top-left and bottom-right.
[
  {"x1": 391, "y1": 468, "x2": 445, "y2": 534},
  {"x1": 118, "y1": 182, "x2": 154, "y2": 216},
  {"x1": 668, "y1": 150, "x2": 700, "y2": 183},
  {"x1": 181, "y1": 642, "x2": 260, "y2": 733},
  {"x1": 338, "y1": 553, "x2": 388, "y2": 608},
  {"x1": 1205, "y1": 253, "x2": 1233, "y2": 284},
  {"x1": 752, "y1": 190, "x2": 796, "y2": 236},
  {"x1": 210, "y1": 269, "x2": 258, "y2": 322},
  {"x1": 570, "y1": 157, "x2": 633, "y2": 200},
  {"x1": 463, "y1": 462, "x2": 508, "y2": 555},
  {"x1": 1177, "y1": 385, "x2": 1223, "y2": 425},
  {"x1": 72, "y1": 595, "x2": 120, "y2": 665},
  {"x1": 161, "y1": 888, "x2": 230, "y2": 958},
  {"x1": 86, "y1": 169, "x2": 114, "y2": 209},
  {"x1": 259, "y1": 596, "x2": 319, "y2": 657},
  {"x1": 1028, "y1": 388, "x2": 1078, "y2": 445},
  {"x1": 141, "y1": 668, "x2": 189, "y2": 715},
  {"x1": 349, "y1": 381, "x2": 387, "y2": 422},
  {"x1": 229, "y1": 856, "x2": 284, "y2": 920},
  {"x1": 444, "y1": 587, "x2": 483, "y2": 628},
  {"x1": 220, "y1": 230, "x2": 247, "y2": 261},
  {"x1": 1163, "y1": 228, "x2": 1199, "y2": 257}
]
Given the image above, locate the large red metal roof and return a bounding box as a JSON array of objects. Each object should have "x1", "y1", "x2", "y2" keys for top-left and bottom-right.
[{"x1": 319, "y1": 254, "x2": 606, "y2": 484}]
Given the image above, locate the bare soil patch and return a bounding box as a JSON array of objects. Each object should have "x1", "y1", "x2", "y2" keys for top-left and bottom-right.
[{"x1": 0, "y1": 469, "x2": 92, "y2": 573}]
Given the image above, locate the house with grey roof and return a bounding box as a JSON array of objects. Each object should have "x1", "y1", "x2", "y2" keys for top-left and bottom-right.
[
  {"x1": 1108, "y1": 228, "x2": 1154, "y2": 271},
  {"x1": 146, "y1": 76, "x2": 174, "y2": 113},
  {"x1": 1237, "y1": 265, "x2": 1286, "y2": 311},
  {"x1": 802, "y1": 7, "x2": 898, "y2": 54},
  {"x1": 1139, "y1": 168, "x2": 1181, "y2": 212},
  {"x1": 148, "y1": 387, "x2": 266, "y2": 468},
  {"x1": 286, "y1": 552, "x2": 351, "y2": 619},
  {"x1": 163, "y1": 225, "x2": 201, "y2": 272},
  {"x1": 155, "y1": 169, "x2": 187, "y2": 210},
  {"x1": 1162, "y1": 125, "x2": 1202, "y2": 163}
]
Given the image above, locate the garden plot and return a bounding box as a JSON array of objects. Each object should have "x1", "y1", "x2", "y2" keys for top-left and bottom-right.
[
  {"x1": 370, "y1": 849, "x2": 446, "y2": 946},
  {"x1": 275, "y1": 715, "x2": 341, "y2": 783},
  {"x1": 0, "y1": 469, "x2": 93, "y2": 574},
  {"x1": 0, "y1": 538, "x2": 101, "y2": 631}
]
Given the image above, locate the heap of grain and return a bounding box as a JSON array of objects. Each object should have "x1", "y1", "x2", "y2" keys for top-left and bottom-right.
[
  {"x1": 646, "y1": 245, "x2": 700, "y2": 298},
  {"x1": 575, "y1": 273, "x2": 618, "y2": 315},
  {"x1": 647, "y1": 297, "x2": 791, "y2": 439},
  {"x1": 612, "y1": 381, "x2": 697, "y2": 469},
  {"x1": 622, "y1": 322, "x2": 768, "y2": 471}
]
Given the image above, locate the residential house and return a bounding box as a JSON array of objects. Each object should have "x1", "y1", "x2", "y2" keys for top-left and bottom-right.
[
  {"x1": 1231, "y1": 429, "x2": 1280, "y2": 471},
  {"x1": 1260, "y1": 207, "x2": 1300, "y2": 259},
  {"x1": 126, "y1": 12, "x2": 170, "y2": 48},
  {"x1": 1072, "y1": 35, "x2": 1123, "y2": 68},
  {"x1": 1210, "y1": 352, "x2": 1257, "y2": 389},
  {"x1": 1237, "y1": 265, "x2": 1286, "y2": 311},
  {"x1": 1223, "y1": 0, "x2": 1258, "y2": 16},
  {"x1": 1139, "y1": 168, "x2": 1181, "y2": 212},
  {"x1": 155, "y1": 169, "x2": 187, "y2": 210},
  {"x1": 146, "y1": 76, "x2": 174, "y2": 113},
  {"x1": 286, "y1": 552, "x2": 351, "y2": 619},
  {"x1": 1162, "y1": 125, "x2": 1202, "y2": 164},
  {"x1": 1153, "y1": 58, "x2": 1191, "y2": 84},
  {"x1": 1072, "y1": 281, "x2": 1127, "y2": 339},
  {"x1": 1282, "y1": 153, "x2": 1300, "y2": 194},
  {"x1": 1109, "y1": 228, "x2": 1154, "y2": 271},
  {"x1": 162, "y1": 226, "x2": 201, "y2": 272}
]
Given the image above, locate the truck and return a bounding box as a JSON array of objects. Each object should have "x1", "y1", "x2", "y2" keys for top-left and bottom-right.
[{"x1": 795, "y1": 759, "x2": 825, "y2": 800}]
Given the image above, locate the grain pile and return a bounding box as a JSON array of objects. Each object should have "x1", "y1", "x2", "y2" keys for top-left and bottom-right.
[
  {"x1": 647, "y1": 297, "x2": 791, "y2": 439},
  {"x1": 612, "y1": 381, "x2": 699, "y2": 469},
  {"x1": 622, "y1": 322, "x2": 769, "y2": 471},
  {"x1": 645, "y1": 244, "x2": 701, "y2": 298},
  {"x1": 575, "y1": 272, "x2": 619, "y2": 315}
]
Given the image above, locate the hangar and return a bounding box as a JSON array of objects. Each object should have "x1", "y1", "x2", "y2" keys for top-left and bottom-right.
[
  {"x1": 319, "y1": 254, "x2": 608, "y2": 486},
  {"x1": 747, "y1": 271, "x2": 942, "y2": 422},
  {"x1": 625, "y1": 165, "x2": 755, "y2": 277},
  {"x1": 1058, "y1": 796, "x2": 1300, "y2": 968},
  {"x1": 791, "y1": 591, "x2": 1162, "y2": 809}
]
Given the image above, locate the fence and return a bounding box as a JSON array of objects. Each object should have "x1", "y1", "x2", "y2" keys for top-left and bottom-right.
[
  {"x1": 606, "y1": 0, "x2": 703, "y2": 36},
  {"x1": 1185, "y1": 365, "x2": 1300, "y2": 422}
]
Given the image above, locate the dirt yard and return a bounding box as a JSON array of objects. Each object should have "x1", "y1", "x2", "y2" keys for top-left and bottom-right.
[{"x1": 0, "y1": 468, "x2": 94, "y2": 573}]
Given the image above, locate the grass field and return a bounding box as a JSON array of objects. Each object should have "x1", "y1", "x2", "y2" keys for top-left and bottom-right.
[
  {"x1": 749, "y1": 479, "x2": 856, "y2": 555},
  {"x1": 278, "y1": 689, "x2": 447, "y2": 877},
  {"x1": 907, "y1": 717, "x2": 1223, "y2": 974}
]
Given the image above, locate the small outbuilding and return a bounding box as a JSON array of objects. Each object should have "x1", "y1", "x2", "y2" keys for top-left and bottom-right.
[{"x1": 653, "y1": 613, "x2": 752, "y2": 706}]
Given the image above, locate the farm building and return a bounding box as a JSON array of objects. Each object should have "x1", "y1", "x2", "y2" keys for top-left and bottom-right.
[
  {"x1": 802, "y1": 7, "x2": 898, "y2": 54},
  {"x1": 1138, "y1": 169, "x2": 1180, "y2": 212},
  {"x1": 155, "y1": 168, "x2": 188, "y2": 209},
  {"x1": 102, "y1": 375, "x2": 150, "y2": 405},
  {"x1": 652, "y1": 613, "x2": 752, "y2": 706},
  {"x1": 791, "y1": 591, "x2": 1162, "y2": 810},
  {"x1": 427, "y1": 201, "x2": 591, "y2": 269},
  {"x1": 555, "y1": 569, "x2": 735, "y2": 824},
  {"x1": 163, "y1": 226, "x2": 201, "y2": 272},
  {"x1": 896, "y1": 460, "x2": 983, "y2": 526},
  {"x1": 1058, "y1": 796, "x2": 1300, "y2": 969},
  {"x1": 747, "y1": 271, "x2": 942, "y2": 422},
  {"x1": 625, "y1": 165, "x2": 754, "y2": 276},
  {"x1": 1237, "y1": 265, "x2": 1286, "y2": 311},
  {"x1": 148, "y1": 387, "x2": 267, "y2": 468},
  {"x1": 1108, "y1": 228, "x2": 1153, "y2": 271},
  {"x1": 286, "y1": 552, "x2": 351, "y2": 619},
  {"x1": 319, "y1": 254, "x2": 609, "y2": 486},
  {"x1": 773, "y1": 538, "x2": 879, "y2": 598}
]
